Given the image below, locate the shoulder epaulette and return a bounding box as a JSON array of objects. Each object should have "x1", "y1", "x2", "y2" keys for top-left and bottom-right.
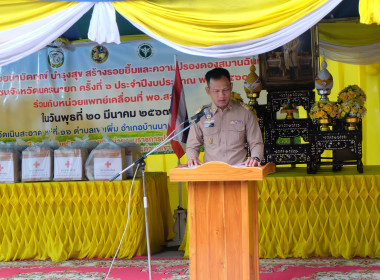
[
  {"x1": 195, "y1": 103, "x2": 211, "y2": 114},
  {"x1": 240, "y1": 101, "x2": 251, "y2": 111}
]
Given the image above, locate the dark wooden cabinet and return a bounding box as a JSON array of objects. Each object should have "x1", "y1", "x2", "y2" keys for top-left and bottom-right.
[{"x1": 255, "y1": 91, "x2": 363, "y2": 173}]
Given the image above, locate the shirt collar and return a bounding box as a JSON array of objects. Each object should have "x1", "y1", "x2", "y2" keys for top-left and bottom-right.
[{"x1": 211, "y1": 101, "x2": 233, "y2": 113}]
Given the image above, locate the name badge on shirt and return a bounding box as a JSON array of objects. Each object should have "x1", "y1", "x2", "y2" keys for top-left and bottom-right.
[
  {"x1": 204, "y1": 120, "x2": 215, "y2": 127},
  {"x1": 204, "y1": 109, "x2": 214, "y2": 127},
  {"x1": 205, "y1": 111, "x2": 213, "y2": 120}
]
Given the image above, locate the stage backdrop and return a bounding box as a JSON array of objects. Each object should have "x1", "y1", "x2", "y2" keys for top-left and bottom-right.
[{"x1": 0, "y1": 36, "x2": 258, "y2": 154}]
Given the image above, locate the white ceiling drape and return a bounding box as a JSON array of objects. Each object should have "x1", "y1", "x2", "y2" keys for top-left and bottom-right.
[
  {"x1": 88, "y1": 2, "x2": 120, "y2": 44},
  {"x1": 0, "y1": 3, "x2": 93, "y2": 66},
  {"x1": 320, "y1": 41, "x2": 380, "y2": 65}
]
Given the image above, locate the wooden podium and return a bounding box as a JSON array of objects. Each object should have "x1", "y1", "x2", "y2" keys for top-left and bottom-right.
[{"x1": 170, "y1": 162, "x2": 275, "y2": 280}]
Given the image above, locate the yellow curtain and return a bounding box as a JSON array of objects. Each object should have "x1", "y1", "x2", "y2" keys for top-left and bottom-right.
[
  {"x1": 0, "y1": 172, "x2": 175, "y2": 261},
  {"x1": 113, "y1": 0, "x2": 331, "y2": 47},
  {"x1": 258, "y1": 169, "x2": 380, "y2": 259},
  {"x1": 319, "y1": 20, "x2": 380, "y2": 46},
  {"x1": 0, "y1": 1, "x2": 76, "y2": 31},
  {"x1": 359, "y1": 0, "x2": 380, "y2": 25}
]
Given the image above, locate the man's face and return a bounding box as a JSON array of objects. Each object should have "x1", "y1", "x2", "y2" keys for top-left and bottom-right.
[{"x1": 205, "y1": 76, "x2": 233, "y2": 110}]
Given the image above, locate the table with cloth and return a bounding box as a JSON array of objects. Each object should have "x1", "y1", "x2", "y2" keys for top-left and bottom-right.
[
  {"x1": 0, "y1": 172, "x2": 175, "y2": 261},
  {"x1": 180, "y1": 166, "x2": 380, "y2": 259}
]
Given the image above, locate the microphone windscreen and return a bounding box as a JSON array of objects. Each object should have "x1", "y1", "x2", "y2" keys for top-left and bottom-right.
[{"x1": 203, "y1": 107, "x2": 210, "y2": 117}]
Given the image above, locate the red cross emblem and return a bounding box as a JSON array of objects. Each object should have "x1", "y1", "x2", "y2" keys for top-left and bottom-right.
[
  {"x1": 105, "y1": 161, "x2": 112, "y2": 168},
  {"x1": 65, "y1": 161, "x2": 71, "y2": 168},
  {"x1": 33, "y1": 161, "x2": 40, "y2": 168}
]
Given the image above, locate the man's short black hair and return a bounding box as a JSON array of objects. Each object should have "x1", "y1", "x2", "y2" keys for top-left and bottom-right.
[{"x1": 205, "y1": 68, "x2": 231, "y2": 86}]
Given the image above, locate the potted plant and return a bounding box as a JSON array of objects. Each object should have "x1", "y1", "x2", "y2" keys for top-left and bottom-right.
[
  {"x1": 337, "y1": 85, "x2": 367, "y2": 130},
  {"x1": 309, "y1": 100, "x2": 340, "y2": 131}
]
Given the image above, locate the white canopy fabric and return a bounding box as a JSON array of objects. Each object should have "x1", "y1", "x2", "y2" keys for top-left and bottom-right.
[
  {"x1": 0, "y1": 2, "x2": 94, "y2": 66},
  {"x1": 320, "y1": 41, "x2": 380, "y2": 65}
]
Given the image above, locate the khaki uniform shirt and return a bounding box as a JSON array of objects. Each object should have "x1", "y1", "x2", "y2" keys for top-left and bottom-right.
[{"x1": 186, "y1": 100, "x2": 264, "y2": 165}]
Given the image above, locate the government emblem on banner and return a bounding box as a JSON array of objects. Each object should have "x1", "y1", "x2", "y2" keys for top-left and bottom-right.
[
  {"x1": 137, "y1": 42, "x2": 154, "y2": 59},
  {"x1": 47, "y1": 39, "x2": 67, "y2": 68},
  {"x1": 91, "y1": 45, "x2": 109, "y2": 64},
  {"x1": 48, "y1": 50, "x2": 64, "y2": 68}
]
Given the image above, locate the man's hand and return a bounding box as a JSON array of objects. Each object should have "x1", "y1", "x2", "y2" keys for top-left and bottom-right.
[
  {"x1": 239, "y1": 157, "x2": 261, "y2": 167},
  {"x1": 186, "y1": 156, "x2": 203, "y2": 167}
]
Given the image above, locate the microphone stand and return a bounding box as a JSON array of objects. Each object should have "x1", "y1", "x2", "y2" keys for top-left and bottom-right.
[{"x1": 108, "y1": 117, "x2": 198, "y2": 280}]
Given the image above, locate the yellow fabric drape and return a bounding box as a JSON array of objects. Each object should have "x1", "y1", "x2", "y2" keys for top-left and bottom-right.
[
  {"x1": 180, "y1": 166, "x2": 380, "y2": 259},
  {"x1": 259, "y1": 167, "x2": 380, "y2": 258},
  {"x1": 0, "y1": 172, "x2": 175, "y2": 261},
  {"x1": 319, "y1": 20, "x2": 380, "y2": 46},
  {"x1": 0, "y1": 1, "x2": 76, "y2": 31},
  {"x1": 359, "y1": 0, "x2": 380, "y2": 25},
  {"x1": 113, "y1": 0, "x2": 330, "y2": 47}
]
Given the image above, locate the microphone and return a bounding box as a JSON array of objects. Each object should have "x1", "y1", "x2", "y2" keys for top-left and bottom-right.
[{"x1": 190, "y1": 107, "x2": 210, "y2": 122}]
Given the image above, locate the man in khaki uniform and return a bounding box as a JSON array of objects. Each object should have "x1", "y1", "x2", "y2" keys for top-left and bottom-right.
[{"x1": 186, "y1": 68, "x2": 264, "y2": 167}]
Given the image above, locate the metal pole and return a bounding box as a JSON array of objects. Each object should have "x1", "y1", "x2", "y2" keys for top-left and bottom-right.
[
  {"x1": 178, "y1": 158, "x2": 182, "y2": 208},
  {"x1": 141, "y1": 160, "x2": 152, "y2": 280}
]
